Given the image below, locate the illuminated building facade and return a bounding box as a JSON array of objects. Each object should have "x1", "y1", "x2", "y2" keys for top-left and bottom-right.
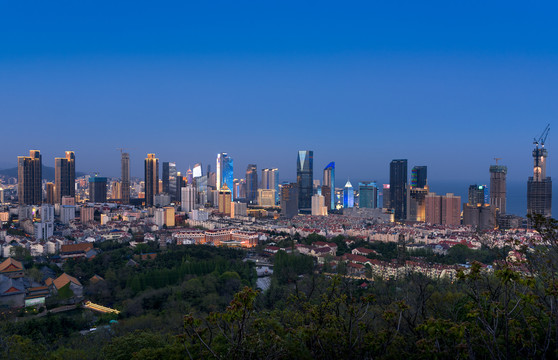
[
  {"x1": 323, "y1": 162, "x2": 335, "y2": 210},
  {"x1": 297, "y1": 150, "x2": 313, "y2": 212},
  {"x1": 468, "y1": 185, "x2": 487, "y2": 206},
  {"x1": 411, "y1": 166, "x2": 427, "y2": 188},
  {"x1": 144, "y1": 153, "x2": 159, "y2": 207},
  {"x1": 216, "y1": 153, "x2": 234, "y2": 199},
  {"x1": 343, "y1": 180, "x2": 354, "y2": 208},
  {"x1": 261, "y1": 168, "x2": 279, "y2": 204},
  {"x1": 18, "y1": 150, "x2": 42, "y2": 205},
  {"x1": 218, "y1": 183, "x2": 232, "y2": 216},
  {"x1": 54, "y1": 151, "x2": 75, "y2": 204},
  {"x1": 528, "y1": 145, "x2": 552, "y2": 217}
]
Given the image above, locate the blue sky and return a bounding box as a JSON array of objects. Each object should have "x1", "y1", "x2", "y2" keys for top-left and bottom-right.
[{"x1": 1, "y1": 1, "x2": 557, "y2": 184}]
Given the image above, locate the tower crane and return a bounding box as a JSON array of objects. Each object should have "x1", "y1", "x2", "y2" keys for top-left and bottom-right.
[
  {"x1": 494, "y1": 157, "x2": 502, "y2": 165},
  {"x1": 533, "y1": 124, "x2": 550, "y2": 148}
]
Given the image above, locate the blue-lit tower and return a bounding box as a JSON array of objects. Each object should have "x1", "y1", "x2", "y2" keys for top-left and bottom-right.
[
  {"x1": 343, "y1": 179, "x2": 354, "y2": 208},
  {"x1": 323, "y1": 162, "x2": 335, "y2": 210},
  {"x1": 216, "y1": 153, "x2": 234, "y2": 199}
]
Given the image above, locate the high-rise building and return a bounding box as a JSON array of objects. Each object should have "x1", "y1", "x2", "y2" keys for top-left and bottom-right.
[
  {"x1": 216, "y1": 153, "x2": 234, "y2": 198},
  {"x1": 218, "y1": 183, "x2": 232, "y2": 216},
  {"x1": 312, "y1": 194, "x2": 328, "y2": 216},
  {"x1": 121, "y1": 152, "x2": 130, "y2": 204},
  {"x1": 323, "y1": 162, "x2": 335, "y2": 210},
  {"x1": 321, "y1": 185, "x2": 331, "y2": 210},
  {"x1": 144, "y1": 154, "x2": 159, "y2": 207},
  {"x1": 359, "y1": 182, "x2": 378, "y2": 209},
  {"x1": 490, "y1": 163, "x2": 507, "y2": 220},
  {"x1": 54, "y1": 151, "x2": 75, "y2": 204},
  {"x1": 261, "y1": 168, "x2": 279, "y2": 204},
  {"x1": 18, "y1": 150, "x2": 42, "y2": 205},
  {"x1": 411, "y1": 166, "x2": 427, "y2": 188},
  {"x1": 527, "y1": 127, "x2": 552, "y2": 218},
  {"x1": 390, "y1": 159, "x2": 407, "y2": 220},
  {"x1": 297, "y1": 150, "x2": 313, "y2": 212},
  {"x1": 89, "y1": 176, "x2": 107, "y2": 203},
  {"x1": 343, "y1": 180, "x2": 354, "y2": 208},
  {"x1": 281, "y1": 183, "x2": 299, "y2": 218},
  {"x1": 181, "y1": 185, "x2": 196, "y2": 212},
  {"x1": 425, "y1": 192, "x2": 461, "y2": 226},
  {"x1": 468, "y1": 185, "x2": 487, "y2": 206},
  {"x1": 245, "y1": 164, "x2": 258, "y2": 203},
  {"x1": 257, "y1": 189, "x2": 276, "y2": 207},
  {"x1": 162, "y1": 162, "x2": 178, "y2": 201},
  {"x1": 406, "y1": 187, "x2": 428, "y2": 221},
  {"x1": 46, "y1": 182, "x2": 55, "y2": 204},
  {"x1": 382, "y1": 184, "x2": 390, "y2": 209}
]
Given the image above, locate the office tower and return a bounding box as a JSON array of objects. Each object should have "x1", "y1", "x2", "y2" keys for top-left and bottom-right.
[
  {"x1": 407, "y1": 186, "x2": 428, "y2": 222},
  {"x1": 181, "y1": 185, "x2": 196, "y2": 212},
  {"x1": 261, "y1": 168, "x2": 279, "y2": 204},
  {"x1": 176, "y1": 172, "x2": 185, "y2": 201},
  {"x1": 297, "y1": 150, "x2": 313, "y2": 212},
  {"x1": 46, "y1": 182, "x2": 55, "y2": 204},
  {"x1": 110, "y1": 181, "x2": 122, "y2": 200},
  {"x1": 321, "y1": 186, "x2": 331, "y2": 210},
  {"x1": 144, "y1": 154, "x2": 159, "y2": 207},
  {"x1": 343, "y1": 180, "x2": 354, "y2": 208},
  {"x1": 382, "y1": 184, "x2": 390, "y2": 209},
  {"x1": 89, "y1": 176, "x2": 107, "y2": 203},
  {"x1": 390, "y1": 159, "x2": 407, "y2": 220},
  {"x1": 121, "y1": 152, "x2": 130, "y2": 204},
  {"x1": 411, "y1": 166, "x2": 427, "y2": 188},
  {"x1": 312, "y1": 194, "x2": 328, "y2": 216},
  {"x1": 323, "y1": 162, "x2": 335, "y2": 210},
  {"x1": 490, "y1": 162, "x2": 507, "y2": 222},
  {"x1": 281, "y1": 183, "x2": 299, "y2": 218},
  {"x1": 218, "y1": 183, "x2": 232, "y2": 216},
  {"x1": 162, "y1": 162, "x2": 177, "y2": 201},
  {"x1": 216, "y1": 153, "x2": 234, "y2": 197},
  {"x1": 359, "y1": 182, "x2": 378, "y2": 209},
  {"x1": 17, "y1": 150, "x2": 42, "y2": 205},
  {"x1": 246, "y1": 164, "x2": 258, "y2": 203},
  {"x1": 257, "y1": 189, "x2": 276, "y2": 207},
  {"x1": 54, "y1": 151, "x2": 75, "y2": 204}
]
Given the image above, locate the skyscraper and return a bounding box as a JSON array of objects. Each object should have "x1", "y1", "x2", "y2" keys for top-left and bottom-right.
[
  {"x1": 323, "y1": 162, "x2": 335, "y2": 210},
  {"x1": 121, "y1": 152, "x2": 130, "y2": 204},
  {"x1": 359, "y1": 182, "x2": 378, "y2": 208},
  {"x1": 162, "y1": 162, "x2": 177, "y2": 201},
  {"x1": 490, "y1": 162, "x2": 507, "y2": 219},
  {"x1": 343, "y1": 180, "x2": 354, "y2": 208},
  {"x1": 181, "y1": 185, "x2": 196, "y2": 212},
  {"x1": 297, "y1": 150, "x2": 313, "y2": 212},
  {"x1": 411, "y1": 166, "x2": 427, "y2": 188},
  {"x1": 54, "y1": 151, "x2": 75, "y2": 204},
  {"x1": 89, "y1": 176, "x2": 107, "y2": 203},
  {"x1": 261, "y1": 168, "x2": 279, "y2": 204},
  {"x1": 528, "y1": 135, "x2": 552, "y2": 217},
  {"x1": 245, "y1": 164, "x2": 258, "y2": 203},
  {"x1": 281, "y1": 183, "x2": 299, "y2": 218},
  {"x1": 218, "y1": 183, "x2": 232, "y2": 216},
  {"x1": 390, "y1": 159, "x2": 408, "y2": 220},
  {"x1": 468, "y1": 185, "x2": 487, "y2": 206},
  {"x1": 216, "y1": 153, "x2": 234, "y2": 198},
  {"x1": 144, "y1": 153, "x2": 159, "y2": 207},
  {"x1": 18, "y1": 150, "x2": 42, "y2": 205}
]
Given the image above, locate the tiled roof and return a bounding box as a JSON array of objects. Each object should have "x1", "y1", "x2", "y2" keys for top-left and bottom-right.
[
  {"x1": 53, "y1": 273, "x2": 82, "y2": 290},
  {"x1": 0, "y1": 258, "x2": 24, "y2": 272}
]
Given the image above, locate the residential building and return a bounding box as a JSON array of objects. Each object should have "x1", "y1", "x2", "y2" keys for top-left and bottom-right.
[
  {"x1": 145, "y1": 153, "x2": 159, "y2": 207},
  {"x1": 88, "y1": 176, "x2": 107, "y2": 203},
  {"x1": 54, "y1": 151, "x2": 75, "y2": 204},
  {"x1": 18, "y1": 150, "x2": 42, "y2": 205}
]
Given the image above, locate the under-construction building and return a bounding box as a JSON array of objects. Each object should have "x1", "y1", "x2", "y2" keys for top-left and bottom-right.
[{"x1": 527, "y1": 125, "x2": 552, "y2": 218}]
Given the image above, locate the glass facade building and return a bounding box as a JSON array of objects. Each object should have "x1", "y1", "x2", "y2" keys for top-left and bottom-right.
[
  {"x1": 162, "y1": 162, "x2": 177, "y2": 201},
  {"x1": 54, "y1": 151, "x2": 75, "y2": 204},
  {"x1": 144, "y1": 153, "x2": 159, "y2": 207},
  {"x1": 411, "y1": 166, "x2": 427, "y2": 188},
  {"x1": 390, "y1": 159, "x2": 408, "y2": 220},
  {"x1": 216, "y1": 153, "x2": 234, "y2": 199},
  {"x1": 323, "y1": 162, "x2": 335, "y2": 210},
  {"x1": 245, "y1": 164, "x2": 258, "y2": 203},
  {"x1": 261, "y1": 168, "x2": 279, "y2": 204},
  {"x1": 17, "y1": 150, "x2": 42, "y2": 205},
  {"x1": 343, "y1": 180, "x2": 354, "y2": 208},
  {"x1": 297, "y1": 151, "x2": 313, "y2": 211},
  {"x1": 359, "y1": 182, "x2": 378, "y2": 208}
]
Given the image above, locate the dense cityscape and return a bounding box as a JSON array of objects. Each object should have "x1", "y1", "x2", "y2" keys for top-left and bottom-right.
[{"x1": 3, "y1": 2, "x2": 558, "y2": 359}]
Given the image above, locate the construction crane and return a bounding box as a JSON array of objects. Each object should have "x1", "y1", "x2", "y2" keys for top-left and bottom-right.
[
  {"x1": 533, "y1": 124, "x2": 550, "y2": 148},
  {"x1": 494, "y1": 157, "x2": 502, "y2": 165}
]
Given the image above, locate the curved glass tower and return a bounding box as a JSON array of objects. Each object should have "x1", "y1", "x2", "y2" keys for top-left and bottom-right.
[{"x1": 297, "y1": 151, "x2": 313, "y2": 212}]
